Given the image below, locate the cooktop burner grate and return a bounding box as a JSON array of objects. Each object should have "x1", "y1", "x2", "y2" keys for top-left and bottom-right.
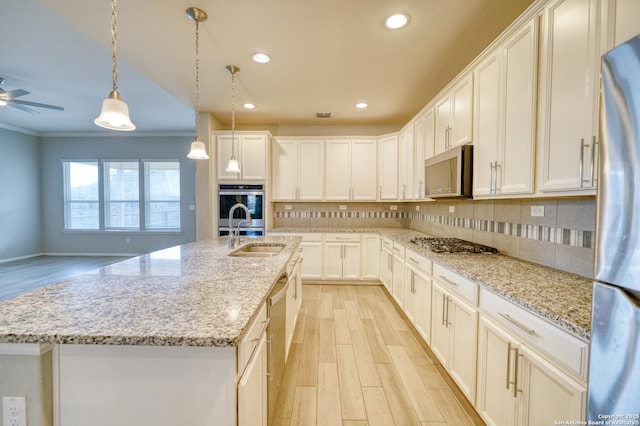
[{"x1": 410, "y1": 237, "x2": 498, "y2": 254}]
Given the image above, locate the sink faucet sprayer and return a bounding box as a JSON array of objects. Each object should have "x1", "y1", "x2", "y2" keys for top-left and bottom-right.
[{"x1": 228, "y1": 203, "x2": 252, "y2": 249}]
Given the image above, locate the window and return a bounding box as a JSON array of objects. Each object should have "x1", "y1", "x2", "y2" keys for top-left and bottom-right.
[
  {"x1": 63, "y1": 161, "x2": 99, "y2": 230},
  {"x1": 62, "y1": 160, "x2": 181, "y2": 232},
  {"x1": 145, "y1": 161, "x2": 180, "y2": 229}
]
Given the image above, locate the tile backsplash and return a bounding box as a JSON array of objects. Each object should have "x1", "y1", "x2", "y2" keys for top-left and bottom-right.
[{"x1": 273, "y1": 197, "x2": 596, "y2": 278}]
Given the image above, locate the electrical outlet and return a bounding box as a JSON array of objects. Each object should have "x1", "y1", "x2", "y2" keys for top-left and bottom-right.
[
  {"x1": 339, "y1": 205, "x2": 347, "y2": 210},
  {"x1": 3, "y1": 396, "x2": 26, "y2": 426},
  {"x1": 415, "y1": 205, "x2": 420, "y2": 211},
  {"x1": 284, "y1": 204, "x2": 293, "y2": 210},
  {"x1": 449, "y1": 206, "x2": 455, "y2": 213},
  {"x1": 390, "y1": 205, "x2": 398, "y2": 211},
  {"x1": 531, "y1": 206, "x2": 545, "y2": 217}
]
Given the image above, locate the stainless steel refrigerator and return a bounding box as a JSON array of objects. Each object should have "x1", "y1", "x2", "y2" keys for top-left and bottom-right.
[{"x1": 588, "y1": 34, "x2": 640, "y2": 418}]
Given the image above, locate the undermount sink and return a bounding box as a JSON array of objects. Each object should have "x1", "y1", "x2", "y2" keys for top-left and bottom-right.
[{"x1": 229, "y1": 243, "x2": 286, "y2": 257}]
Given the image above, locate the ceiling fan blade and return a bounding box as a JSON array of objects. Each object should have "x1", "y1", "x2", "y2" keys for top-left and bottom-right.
[
  {"x1": 5, "y1": 89, "x2": 30, "y2": 99},
  {"x1": 11, "y1": 99, "x2": 64, "y2": 111},
  {"x1": 8, "y1": 102, "x2": 39, "y2": 115}
]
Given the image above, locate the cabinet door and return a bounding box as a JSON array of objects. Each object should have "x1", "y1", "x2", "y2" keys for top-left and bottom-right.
[
  {"x1": 342, "y1": 243, "x2": 361, "y2": 279},
  {"x1": 380, "y1": 248, "x2": 393, "y2": 293},
  {"x1": 325, "y1": 140, "x2": 351, "y2": 200},
  {"x1": 323, "y1": 242, "x2": 344, "y2": 279},
  {"x1": 298, "y1": 140, "x2": 325, "y2": 200},
  {"x1": 450, "y1": 74, "x2": 474, "y2": 147},
  {"x1": 404, "y1": 267, "x2": 417, "y2": 323},
  {"x1": 414, "y1": 273, "x2": 431, "y2": 344},
  {"x1": 300, "y1": 242, "x2": 323, "y2": 280},
  {"x1": 361, "y1": 234, "x2": 380, "y2": 280},
  {"x1": 435, "y1": 96, "x2": 451, "y2": 154},
  {"x1": 378, "y1": 135, "x2": 398, "y2": 200},
  {"x1": 477, "y1": 316, "x2": 518, "y2": 426},
  {"x1": 448, "y1": 293, "x2": 478, "y2": 404},
  {"x1": 398, "y1": 127, "x2": 413, "y2": 200},
  {"x1": 413, "y1": 113, "x2": 429, "y2": 199},
  {"x1": 217, "y1": 135, "x2": 240, "y2": 180},
  {"x1": 238, "y1": 332, "x2": 267, "y2": 426},
  {"x1": 473, "y1": 50, "x2": 501, "y2": 197},
  {"x1": 612, "y1": 0, "x2": 640, "y2": 47},
  {"x1": 500, "y1": 19, "x2": 537, "y2": 195},
  {"x1": 392, "y1": 254, "x2": 405, "y2": 308},
  {"x1": 538, "y1": 0, "x2": 600, "y2": 192},
  {"x1": 518, "y1": 345, "x2": 587, "y2": 425},
  {"x1": 272, "y1": 139, "x2": 298, "y2": 200},
  {"x1": 351, "y1": 139, "x2": 377, "y2": 201},
  {"x1": 431, "y1": 283, "x2": 451, "y2": 367},
  {"x1": 423, "y1": 107, "x2": 435, "y2": 161},
  {"x1": 241, "y1": 135, "x2": 267, "y2": 180}
]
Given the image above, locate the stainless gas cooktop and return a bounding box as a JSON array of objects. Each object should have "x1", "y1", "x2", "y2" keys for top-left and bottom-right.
[{"x1": 410, "y1": 237, "x2": 498, "y2": 254}]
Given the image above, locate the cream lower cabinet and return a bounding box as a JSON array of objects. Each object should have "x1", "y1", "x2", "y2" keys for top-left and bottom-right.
[
  {"x1": 361, "y1": 234, "x2": 380, "y2": 280},
  {"x1": 404, "y1": 248, "x2": 432, "y2": 344},
  {"x1": 477, "y1": 315, "x2": 587, "y2": 425},
  {"x1": 238, "y1": 331, "x2": 267, "y2": 426},
  {"x1": 323, "y1": 234, "x2": 361, "y2": 280},
  {"x1": 391, "y1": 243, "x2": 405, "y2": 308},
  {"x1": 380, "y1": 237, "x2": 393, "y2": 293},
  {"x1": 430, "y1": 265, "x2": 478, "y2": 404},
  {"x1": 299, "y1": 234, "x2": 323, "y2": 280}
]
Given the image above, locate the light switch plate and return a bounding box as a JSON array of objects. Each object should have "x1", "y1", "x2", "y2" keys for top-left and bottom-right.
[
  {"x1": 416, "y1": 206, "x2": 420, "y2": 211},
  {"x1": 449, "y1": 206, "x2": 455, "y2": 213},
  {"x1": 339, "y1": 205, "x2": 347, "y2": 210},
  {"x1": 284, "y1": 204, "x2": 293, "y2": 210},
  {"x1": 531, "y1": 206, "x2": 545, "y2": 217},
  {"x1": 390, "y1": 205, "x2": 398, "y2": 211}
]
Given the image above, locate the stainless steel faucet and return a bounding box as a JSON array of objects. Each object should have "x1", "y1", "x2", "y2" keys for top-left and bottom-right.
[{"x1": 228, "y1": 203, "x2": 253, "y2": 249}]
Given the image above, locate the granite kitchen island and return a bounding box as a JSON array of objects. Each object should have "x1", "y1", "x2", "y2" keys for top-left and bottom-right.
[{"x1": 0, "y1": 236, "x2": 301, "y2": 426}]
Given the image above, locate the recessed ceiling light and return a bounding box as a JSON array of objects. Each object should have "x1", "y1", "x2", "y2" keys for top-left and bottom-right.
[
  {"x1": 243, "y1": 103, "x2": 256, "y2": 109},
  {"x1": 355, "y1": 102, "x2": 368, "y2": 109},
  {"x1": 252, "y1": 52, "x2": 271, "y2": 63},
  {"x1": 385, "y1": 13, "x2": 409, "y2": 29}
]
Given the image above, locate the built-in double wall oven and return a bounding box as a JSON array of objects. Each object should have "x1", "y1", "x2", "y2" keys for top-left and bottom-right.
[{"x1": 218, "y1": 184, "x2": 265, "y2": 236}]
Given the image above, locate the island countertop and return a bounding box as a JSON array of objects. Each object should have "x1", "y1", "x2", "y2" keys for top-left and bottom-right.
[{"x1": 0, "y1": 236, "x2": 301, "y2": 347}]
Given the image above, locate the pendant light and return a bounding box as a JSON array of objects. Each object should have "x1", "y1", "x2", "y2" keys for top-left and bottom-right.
[
  {"x1": 186, "y1": 7, "x2": 209, "y2": 160},
  {"x1": 225, "y1": 65, "x2": 241, "y2": 173},
  {"x1": 94, "y1": 0, "x2": 136, "y2": 131}
]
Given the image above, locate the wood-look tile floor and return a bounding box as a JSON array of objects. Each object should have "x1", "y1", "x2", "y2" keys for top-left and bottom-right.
[{"x1": 273, "y1": 284, "x2": 485, "y2": 426}]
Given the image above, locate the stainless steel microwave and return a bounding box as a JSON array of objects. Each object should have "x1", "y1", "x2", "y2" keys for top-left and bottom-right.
[{"x1": 424, "y1": 145, "x2": 473, "y2": 198}]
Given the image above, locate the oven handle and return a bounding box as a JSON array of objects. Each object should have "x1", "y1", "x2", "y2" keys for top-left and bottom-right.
[{"x1": 219, "y1": 191, "x2": 265, "y2": 196}]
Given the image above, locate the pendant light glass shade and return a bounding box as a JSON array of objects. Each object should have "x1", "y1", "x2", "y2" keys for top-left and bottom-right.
[
  {"x1": 225, "y1": 155, "x2": 240, "y2": 172},
  {"x1": 187, "y1": 137, "x2": 209, "y2": 160},
  {"x1": 94, "y1": 90, "x2": 135, "y2": 131},
  {"x1": 186, "y1": 7, "x2": 209, "y2": 160},
  {"x1": 95, "y1": 0, "x2": 135, "y2": 131}
]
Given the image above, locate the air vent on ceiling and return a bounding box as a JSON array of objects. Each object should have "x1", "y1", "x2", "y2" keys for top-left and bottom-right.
[{"x1": 316, "y1": 112, "x2": 333, "y2": 119}]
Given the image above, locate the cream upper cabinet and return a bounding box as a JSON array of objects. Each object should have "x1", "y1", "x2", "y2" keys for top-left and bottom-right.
[
  {"x1": 378, "y1": 134, "x2": 399, "y2": 200},
  {"x1": 272, "y1": 138, "x2": 324, "y2": 201},
  {"x1": 435, "y1": 74, "x2": 474, "y2": 154},
  {"x1": 398, "y1": 125, "x2": 414, "y2": 200},
  {"x1": 216, "y1": 133, "x2": 268, "y2": 181},
  {"x1": 325, "y1": 139, "x2": 377, "y2": 201},
  {"x1": 473, "y1": 18, "x2": 538, "y2": 198},
  {"x1": 413, "y1": 109, "x2": 433, "y2": 199},
  {"x1": 610, "y1": 0, "x2": 640, "y2": 47},
  {"x1": 537, "y1": 0, "x2": 601, "y2": 194}
]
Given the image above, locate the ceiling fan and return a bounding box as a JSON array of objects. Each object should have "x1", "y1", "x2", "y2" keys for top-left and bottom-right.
[{"x1": 0, "y1": 77, "x2": 64, "y2": 114}]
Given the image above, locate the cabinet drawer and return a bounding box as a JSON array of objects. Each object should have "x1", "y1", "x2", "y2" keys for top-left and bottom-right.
[
  {"x1": 405, "y1": 248, "x2": 432, "y2": 276},
  {"x1": 238, "y1": 301, "x2": 268, "y2": 374},
  {"x1": 433, "y1": 263, "x2": 478, "y2": 305},
  {"x1": 301, "y1": 233, "x2": 323, "y2": 242},
  {"x1": 381, "y1": 237, "x2": 393, "y2": 252},
  {"x1": 480, "y1": 288, "x2": 589, "y2": 382},
  {"x1": 392, "y1": 242, "x2": 405, "y2": 258},
  {"x1": 325, "y1": 233, "x2": 360, "y2": 243}
]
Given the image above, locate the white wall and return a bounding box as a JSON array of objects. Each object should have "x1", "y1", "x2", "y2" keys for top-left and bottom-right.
[{"x1": 0, "y1": 128, "x2": 42, "y2": 261}]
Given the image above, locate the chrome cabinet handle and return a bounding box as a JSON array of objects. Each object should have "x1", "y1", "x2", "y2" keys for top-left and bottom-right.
[
  {"x1": 445, "y1": 295, "x2": 451, "y2": 327},
  {"x1": 489, "y1": 162, "x2": 495, "y2": 194},
  {"x1": 499, "y1": 313, "x2": 536, "y2": 336},
  {"x1": 514, "y1": 349, "x2": 524, "y2": 398},
  {"x1": 579, "y1": 138, "x2": 590, "y2": 188},
  {"x1": 506, "y1": 342, "x2": 513, "y2": 390},
  {"x1": 267, "y1": 333, "x2": 273, "y2": 379},
  {"x1": 441, "y1": 294, "x2": 446, "y2": 326},
  {"x1": 439, "y1": 275, "x2": 458, "y2": 287}
]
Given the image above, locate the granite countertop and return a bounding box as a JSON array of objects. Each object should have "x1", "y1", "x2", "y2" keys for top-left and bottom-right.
[
  {"x1": 271, "y1": 227, "x2": 593, "y2": 341},
  {"x1": 0, "y1": 236, "x2": 301, "y2": 347}
]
